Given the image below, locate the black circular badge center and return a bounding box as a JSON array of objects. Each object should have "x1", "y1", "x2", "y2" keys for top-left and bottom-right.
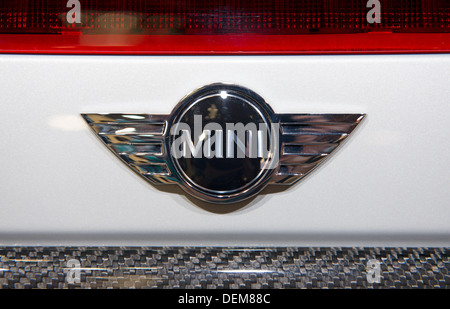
[{"x1": 171, "y1": 92, "x2": 271, "y2": 193}]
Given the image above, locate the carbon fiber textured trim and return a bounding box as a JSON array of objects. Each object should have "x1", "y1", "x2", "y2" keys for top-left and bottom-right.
[{"x1": 0, "y1": 247, "x2": 448, "y2": 289}]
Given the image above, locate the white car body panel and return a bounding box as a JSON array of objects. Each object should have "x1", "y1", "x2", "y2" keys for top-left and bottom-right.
[{"x1": 0, "y1": 54, "x2": 449, "y2": 247}]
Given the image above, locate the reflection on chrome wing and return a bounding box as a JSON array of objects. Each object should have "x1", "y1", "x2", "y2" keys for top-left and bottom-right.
[
  {"x1": 272, "y1": 114, "x2": 365, "y2": 185},
  {"x1": 82, "y1": 113, "x2": 177, "y2": 184}
]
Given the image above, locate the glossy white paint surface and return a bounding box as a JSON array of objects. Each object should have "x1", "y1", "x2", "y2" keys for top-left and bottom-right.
[{"x1": 0, "y1": 54, "x2": 449, "y2": 246}]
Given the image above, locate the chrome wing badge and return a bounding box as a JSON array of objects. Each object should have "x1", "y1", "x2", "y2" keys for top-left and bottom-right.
[{"x1": 82, "y1": 84, "x2": 364, "y2": 204}]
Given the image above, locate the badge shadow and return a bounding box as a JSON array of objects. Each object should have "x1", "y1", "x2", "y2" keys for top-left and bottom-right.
[{"x1": 151, "y1": 182, "x2": 291, "y2": 214}]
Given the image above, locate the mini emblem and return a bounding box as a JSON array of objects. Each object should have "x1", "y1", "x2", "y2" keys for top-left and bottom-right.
[{"x1": 82, "y1": 84, "x2": 364, "y2": 204}]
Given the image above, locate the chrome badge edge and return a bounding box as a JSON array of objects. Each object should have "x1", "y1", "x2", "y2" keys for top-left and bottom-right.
[{"x1": 82, "y1": 83, "x2": 365, "y2": 204}]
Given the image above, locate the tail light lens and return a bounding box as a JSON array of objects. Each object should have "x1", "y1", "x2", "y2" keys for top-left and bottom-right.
[{"x1": 0, "y1": 0, "x2": 449, "y2": 54}]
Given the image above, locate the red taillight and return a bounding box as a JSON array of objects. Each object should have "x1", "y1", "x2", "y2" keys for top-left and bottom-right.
[{"x1": 0, "y1": 0, "x2": 449, "y2": 54}]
